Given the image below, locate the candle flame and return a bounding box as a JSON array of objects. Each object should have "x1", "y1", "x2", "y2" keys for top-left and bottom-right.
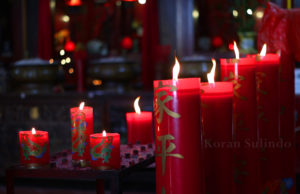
[
  {"x1": 233, "y1": 41, "x2": 239, "y2": 60},
  {"x1": 172, "y1": 56, "x2": 180, "y2": 81},
  {"x1": 102, "y1": 130, "x2": 107, "y2": 137},
  {"x1": 134, "y1": 96, "x2": 141, "y2": 114},
  {"x1": 260, "y1": 43, "x2": 267, "y2": 56},
  {"x1": 79, "y1": 102, "x2": 85, "y2": 110},
  {"x1": 31, "y1": 128, "x2": 36, "y2": 134},
  {"x1": 207, "y1": 58, "x2": 216, "y2": 84}
]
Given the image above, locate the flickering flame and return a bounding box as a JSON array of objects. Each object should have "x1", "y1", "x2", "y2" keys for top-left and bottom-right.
[
  {"x1": 233, "y1": 41, "x2": 239, "y2": 60},
  {"x1": 102, "y1": 130, "x2": 107, "y2": 137},
  {"x1": 31, "y1": 128, "x2": 36, "y2": 134},
  {"x1": 172, "y1": 56, "x2": 180, "y2": 81},
  {"x1": 207, "y1": 58, "x2": 216, "y2": 84},
  {"x1": 260, "y1": 43, "x2": 267, "y2": 57},
  {"x1": 79, "y1": 102, "x2": 85, "y2": 110},
  {"x1": 134, "y1": 96, "x2": 141, "y2": 114}
]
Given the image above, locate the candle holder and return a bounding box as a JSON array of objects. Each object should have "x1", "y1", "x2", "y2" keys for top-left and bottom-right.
[{"x1": 19, "y1": 130, "x2": 49, "y2": 169}]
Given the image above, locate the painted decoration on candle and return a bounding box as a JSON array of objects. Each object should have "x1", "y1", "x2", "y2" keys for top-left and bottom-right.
[
  {"x1": 19, "y1": 128, "x2": 50, "y2": 168},
  {"x1": 90, "y1": 135, "x2": 114, "y2": 163},
  {"x1": 71, "y1": 111, "x2": 87, "y2": 156},
  {"x1": 89, "y1": 131, "x2": 120, "y2": 169},
  {"x1": 223, "y1": 72, "x2": 247, "y2": 100},
  {"x1": 20, "y1": 134, "x2": 47, "y2": 160},
  {"x1": 154, "y1": 81, "x2": 181, "y2": 124},
  {"x1": 156, "y1": 134, "x2": 184, "y2": 175}
]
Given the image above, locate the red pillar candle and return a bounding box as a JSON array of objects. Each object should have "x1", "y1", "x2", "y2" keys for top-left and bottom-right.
[
  {"x1": 70, "y1": 102, "x2": 93, "y2": 166},
  {"x1": 250, "y1": 45, "x2": 281, "y2": 192},
  {"x1": 220, "y1": 42, "x2": 261, "y2": 194},
  {"x1": 90, "y1": 130, "x2": 120, "y2": 170},
  {"x1": 279, "y1": 53, "x2": 296, "y2": 193},
  {"x1": 153, "y1": 57, "x2": 204, "y2": 194},
  {"x1": 19, "y1": 128, "x2": 49, "y2": 168},
  {"x1": 201, "y1": 59, "x2": 234, "y2": 193},
  {"x1": 126, "y1": 96, "x2": 153, "y2": 144}
]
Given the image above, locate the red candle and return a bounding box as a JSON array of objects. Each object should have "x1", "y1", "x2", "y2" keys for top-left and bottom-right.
[
  {"x1": 249, "y1": 45, "x2": 281, "y2": 192},
  {"x1": 220, "y1": 42, "x2": 261, "y2": 194},
  {"x1": 279, "y1": 53, "x2": 296, "y2": 193},
  {"x1": 201, "y1": 59, "x2": 234, "y2": 193},
  {"x1": 90, "y1": 130, "x2": 120, "y2": 169},
  {"x1": 126, "y1": 96, "x2": 153, "y2": 144},
  {"x1": 153, "y1": 57, "x2": 204, "y2": 194},
  {"x1": 19, "y1": 128, "x2": 49, "y2": 168},
  {"x1": 70, "y1": 102, "x2": 93, "y2": 166}
]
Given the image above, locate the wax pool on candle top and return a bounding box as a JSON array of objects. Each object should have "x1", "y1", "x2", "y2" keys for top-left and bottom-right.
[
  {"x1": 19, "y1": 128, "x2": 49, "y2": 168},
  {"x1": 70, "y1": 103, "x2": 93, "y2": 164},
  {"x1": 90, "y1": 131, "x2": 120, "y2": 169},
  {"x1": 201, "y1": 82, "x2": 234, "y2": 194}
]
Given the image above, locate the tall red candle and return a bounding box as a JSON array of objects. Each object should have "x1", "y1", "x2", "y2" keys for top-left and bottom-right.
[
  {"x1": 19, "y1": 128, "x2": 49, "y2": 168},
  {"x1": 153, "y1": 57, "x2": 204, "y2": 194},
  {"x1": 201, "y1": 59, "x2": 234, "y2": 194},
  {"x1": 279, "y1": 53, "x2": 296, "y2": 193},
  {"x1": 90, "y1": 130, "x2": 120, "y2": 170},
  {"x1": 126, "y1": 97, "x2": 153, "y2": 144},
  {"x1": 220, "y1": 42, "x2": 260, "y2": 194},
  {"x1": 249, "y1": 48, "x2": 281, "y2": 192},
  {"x1": 70, "y1": 102, "x2": 93, "y2": 166}
]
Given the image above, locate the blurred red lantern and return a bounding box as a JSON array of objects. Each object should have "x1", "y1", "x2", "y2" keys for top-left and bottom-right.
[
  {"x1": 212, "y1": 36, "x2": 223, "y2": 48},
  {"x1": 65, "y1": 40, "x2": 76, "y2": 52},
  {"x1": 228, "y1": 42, "x2": 234, "y2": 51},
  {"x1": 66, "y1": 0, "x2": 82, "y2": 6},
  {"x1": 121, "y1": 37, "x2": 133, "y2": 50}
]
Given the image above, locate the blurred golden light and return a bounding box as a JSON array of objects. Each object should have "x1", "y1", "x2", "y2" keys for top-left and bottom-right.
[
  {"x1": 232, "y1": 10, "x2": 238, "y2": 17},
  {"x1": 66, "y1": 57, "x2": 71, "y2": 63},
  {"x1": 92, "y1": 79, "x2": 102, "y2": 86},
  {"x1": 193, "y1": 10, "x2": 199, "y2": 19},
  {"x1": 61, "y1": 59, "x2": 66, "y2": 65},
  {"x1": 60, "y1": 50, "x2": 65, "y2": 56},
  {"x1": 62, "y1": 15, "x2": 70, "y2": 22},
  {"x1": 68, "y1": 68, "x2": 74, "y2": 74}
]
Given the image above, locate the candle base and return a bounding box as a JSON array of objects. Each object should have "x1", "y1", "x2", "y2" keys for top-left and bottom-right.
[
  {"x1": 72, "y1": 159, "x2": 88, "y2": 168},
  {"x1": 24, "y1": 163, "x2": 50, "y2": 169},
  {"x1": 93, "y1": 166, "x2": 114, "y2": 170}
]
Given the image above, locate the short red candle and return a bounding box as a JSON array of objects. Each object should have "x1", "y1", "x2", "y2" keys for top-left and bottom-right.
[
  {"x1": 126, "y1": 97, "x2": 153, "y2": 144},
  {"x1": 201, "y1": 82, "x2": 234, "y2": 194},
  {"x1": 70, "y1": 102, "x2": 93, "y2": 163},
  {"x1": 153, "y1": 78, "x2": 204, "y2": 194},
  {"x1": 221, "y1": 57, "x2": 261, "y2": 193},
  {"x1": 19, "y1": 128, "x2": 49, "y2": 168},
  {"x1": 126, "y1": 111, "x2": 153, "y2": 144},
  {"x1": 90, "y1": 131, "x2": 120, "y2": 169}
]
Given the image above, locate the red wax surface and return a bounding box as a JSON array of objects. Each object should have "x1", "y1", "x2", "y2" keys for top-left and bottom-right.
[
  {"x1": 19, "y1": 130, "x2": 49, "y2": 166},
  {"x1": 70, "y1": 106, "x2": 93, "y2": 161},
  {"x1": 153, "y1": 78, "x2": 204, "y2": 194},
  {"x1": 90, "y1": 133, "x2": 120, "y2": 169},
  {"x1": 201, "y1": 82, "x2": 234, "y2": 194},
  {"x1": 221, "y1": 58, "x2": 261, "y2": 193},
  {"x1": 126, "y1": 112, "x2": 153, "y2": 144}
]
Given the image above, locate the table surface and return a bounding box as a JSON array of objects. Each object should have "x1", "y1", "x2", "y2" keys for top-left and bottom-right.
[{"x1": 6, "y1": 144, "x2": 155, "y2": 194}]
